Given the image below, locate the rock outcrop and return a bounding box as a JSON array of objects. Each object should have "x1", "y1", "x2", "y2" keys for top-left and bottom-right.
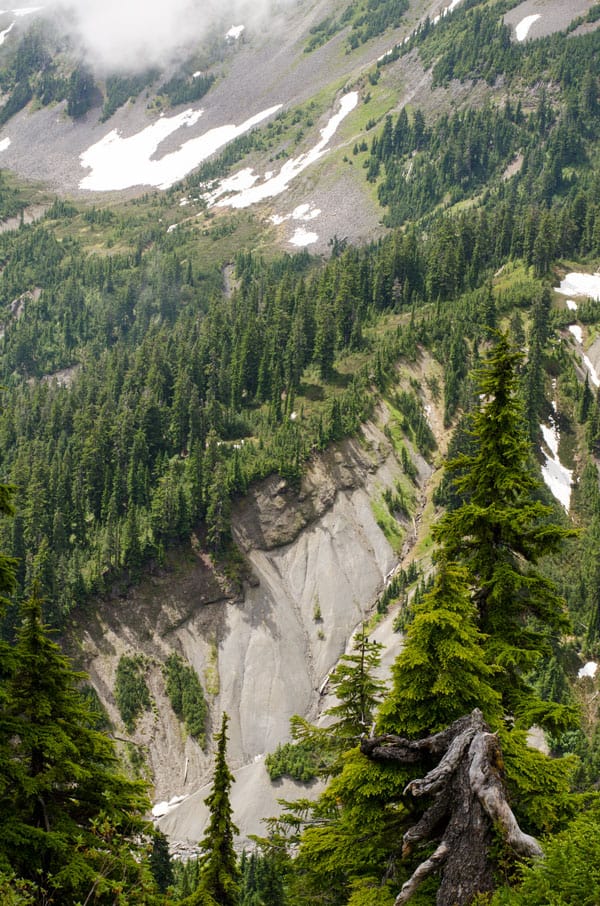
[{"x1": 73, "y1": 413, "x2": 432, "y2": 844}]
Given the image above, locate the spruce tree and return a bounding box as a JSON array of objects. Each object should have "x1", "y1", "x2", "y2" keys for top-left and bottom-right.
[
  {"x1": 191, "y1": 712, "x2": 239, "y2": 906},
  {"x1": 0, "y1": 587, "x2": 157, "y2": 904}
]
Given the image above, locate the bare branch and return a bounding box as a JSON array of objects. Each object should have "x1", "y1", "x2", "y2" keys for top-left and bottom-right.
[
  {"x1": 470, "y1": 732, "x2": 543, "y2": 859},
  {"x1": 394, "y1": 842, "x2": 450, "y2": 906}
]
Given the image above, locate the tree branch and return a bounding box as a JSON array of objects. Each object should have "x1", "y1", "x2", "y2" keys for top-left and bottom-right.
[
  {"x1": 469, "y1": 732, "x2": 543, "y2": 859},
  {"x1": 394, "y1": 841, "x2": 450, "y2": 906}
]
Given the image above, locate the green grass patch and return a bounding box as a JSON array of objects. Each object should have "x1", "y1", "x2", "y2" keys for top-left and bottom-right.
[{"x1": 371, "y1": 495, "x2": 404, "y2": 552}]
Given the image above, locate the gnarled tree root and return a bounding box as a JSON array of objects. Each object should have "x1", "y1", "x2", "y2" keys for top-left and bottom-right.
[{"x1": 361, "y1": 710, "x2": 542, "y2": 906}]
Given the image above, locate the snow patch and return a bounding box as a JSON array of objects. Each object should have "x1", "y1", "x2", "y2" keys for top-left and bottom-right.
[
  {"x1": 568, "y1": 324, "x2": 583, "y2": 344},
  {"x1": 515, "y1": 14, "x2": 540, "y2": 41},
  {"x1": 0, "y1": 21, "x2": 14, "y2": 44},
  {"x1": 293, "y1": 203, "x2": 321, "y2": 221},
  {"x1": 207, "y1": 92, "x2": 358, "y2": 210},
  {"x1": 556, "y1": 272, "x2": 600, "y2": 300},
  {"x1": 578, "y1": 661, "x2": 598, "y2": 679},
  {"x1": 539, "y1": 394, "x2": 572, "y2": 511},
  {"x1": 270, "y1": 203, "x2": 321, "y2": 227},
  {"x1": 0, "y1": 136, "x2": 10, "y2": 151},
  {"x1": 566, "y1": 299, "x2": 578, "y2": 311},
  {"x1": 289, "y1": 227, "x2": 318, "y2": 246},
  {"x1": 152, "y1": 794, "x2": 188, "y2": 819},
  {"x1": 226, "y1": 24, "x2": 245, "y2": 40},
  {"x1": 79, "y1": 104, "x2": 281, "y2": 191}
]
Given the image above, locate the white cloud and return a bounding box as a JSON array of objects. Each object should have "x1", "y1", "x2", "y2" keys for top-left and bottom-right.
[{"x1": 37, "y1": 0, "x2": 282, "y2": 72}]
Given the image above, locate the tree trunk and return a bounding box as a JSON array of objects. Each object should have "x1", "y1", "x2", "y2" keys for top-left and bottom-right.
[{"x1": 361, "y1": 709, "x2": 542, "y2": 906}]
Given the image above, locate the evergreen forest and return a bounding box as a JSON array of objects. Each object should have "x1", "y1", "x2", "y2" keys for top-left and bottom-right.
[{"x1": 1, "y1": 0, "x2": 600, "y2": 903}]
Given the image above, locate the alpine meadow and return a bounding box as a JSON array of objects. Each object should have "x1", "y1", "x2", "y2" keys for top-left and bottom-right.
[{"x1": 0, "y1": 0, "x2": 599, "y2": 903}]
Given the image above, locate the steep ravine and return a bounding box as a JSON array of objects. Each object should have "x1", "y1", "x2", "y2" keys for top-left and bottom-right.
[{"x1": 72, "y1": 401, "x2": 439, "y2": 846}]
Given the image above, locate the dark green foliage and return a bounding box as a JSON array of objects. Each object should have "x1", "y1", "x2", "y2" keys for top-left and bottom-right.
[
  {"x1": 321, "y1": 630, "x2": 386, "y2": 744},
  {"x1": 378, "y1": 561, "x2": 502, "y2": 736},
  {"x1": 240, "y1": 851, "x2": 286, "y2": 906},
  {"x1": 265, "y1": 631, "x2": 385, "y2": 788},
  {"x1": 66, "y1": 65, "x2": 96, "y2": 118},
  {"x1": 432, "y1": 334, "x2": 577, "y2": 732},
  {"x1": 114, "y1": 654, "x2": 152, "y2": 732},
  {"x1": 101, "y1": 70, "x2": 159, "y2": 121},
  {"x1": 392, "y1": 388, "x2": 436, "y2": 457},
  {"x1": 0, "y1": 79, "x2": 33, "y2": 127},
  {"x1": 159, "y1": 72, "x2": 215, "y2": 106},
  {"x1": 490, "y1": 811, "x2": 600, "y2": 905},
  {"x1": 149, "y1": 829, "x2": 174, "y2": 893},
  {"x1": 265, "y1": 739, "x2": 322, "y2": 783},
  {"x1": 305, "y1": 0, "x2": 408, "y2": 53},
  {"x1": 79, "y1": 682, "x2": 111, "y2": 731},
  {"x1": 193, "y1": 713, "x2": 240, "y2": 906},
  {"x1": 163, "y1": 652, "x2": 208, "y2": 746},
  {"x1": 0, "y1": 589, "x2": 157, "y2": 904}
]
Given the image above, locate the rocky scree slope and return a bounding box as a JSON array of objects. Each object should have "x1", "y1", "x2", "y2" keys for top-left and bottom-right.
[{"x1": 71, "y1": 398, "x2": 438, "y2": 845}]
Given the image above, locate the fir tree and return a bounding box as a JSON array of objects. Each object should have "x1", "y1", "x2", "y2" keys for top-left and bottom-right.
[
  {"x1": 378, "y1": 561, "x2": 502, "y2": 736},
  {"x1": 190, "y1": 712, "x2": 239, "y2": 906},
  {"x1": 432, "y1": 332, "x2": 577, "y2": 732},
  {"x1": 286, "y1": 630, "x2": 386, "y2": 778}
]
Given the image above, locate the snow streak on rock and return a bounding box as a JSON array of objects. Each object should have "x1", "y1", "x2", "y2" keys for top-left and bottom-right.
[
  {"x1": 567, "y1": 325, "x2": 600, "y2": 387},
  {"x1": 0, "y1": 21, "x2": 14, "y2": 43},
  {"x1": 540, "y1": 396, "x2": 572, "y2": 511},
  {"x1": 206, "y1": 92, "x2": 359, "y2": 209}
]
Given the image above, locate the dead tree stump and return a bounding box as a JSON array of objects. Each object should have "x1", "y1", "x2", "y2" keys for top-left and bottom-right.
[{"x1": 360, "y1": 709, "x2": 542, "y2": 905}]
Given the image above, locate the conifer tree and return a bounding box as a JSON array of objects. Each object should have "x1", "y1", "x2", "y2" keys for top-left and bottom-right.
[
  {"x1": 190, "y1": 712, "x2": 239, "y2": 906},
  {"x1": 289, "y1": 629, "x2": 386, "y2": 774},
  {"x1": 0, "y1": 587, "x2": 157, "y2": 904},
  {"x1": 378, "y1": 561, "x2": 502, "y2": 736},
  {"x1": 432, "y1": 332, "x2": 576, "y2": 731}
]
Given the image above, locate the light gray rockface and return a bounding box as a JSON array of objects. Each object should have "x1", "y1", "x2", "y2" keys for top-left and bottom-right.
[{"x1": 74, "y1": 417, "x2": 420, "y2": 844}]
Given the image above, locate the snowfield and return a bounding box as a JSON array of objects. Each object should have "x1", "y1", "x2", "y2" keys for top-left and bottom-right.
[
  {"x1": 556, "y1": 272, "x2": 600, "y2": 300},
  {"x1": 515, "y1": 14, "x2": 541, "y2": 40},
  {"x1": 79, "y1": 104, "x2": 281, "y2": 191}
]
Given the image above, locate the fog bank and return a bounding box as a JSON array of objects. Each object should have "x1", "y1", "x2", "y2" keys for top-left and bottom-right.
[{"x1": 37, "y1": 0, "x2": 284, "y2": 72}]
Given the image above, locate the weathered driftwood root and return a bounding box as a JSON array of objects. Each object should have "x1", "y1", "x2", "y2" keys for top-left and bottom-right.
[{"x1": 360, "y1": 709, "x2": 542, "y2": 906}]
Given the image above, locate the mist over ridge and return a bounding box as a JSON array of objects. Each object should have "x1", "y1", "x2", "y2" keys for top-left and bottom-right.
[{"x1": 36, "y1": 0, "x2": 287, "y2": 72}]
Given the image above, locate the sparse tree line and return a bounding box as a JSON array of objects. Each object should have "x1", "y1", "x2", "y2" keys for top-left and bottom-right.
[{"x1": 0, "y1": 17, "x2": 217, "y2": 127}]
